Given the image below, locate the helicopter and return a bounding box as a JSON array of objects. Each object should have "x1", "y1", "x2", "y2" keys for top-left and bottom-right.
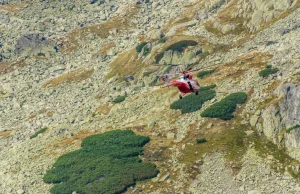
[{"x1": 161, "y1": 68, "x2": 201, "y2": 99}]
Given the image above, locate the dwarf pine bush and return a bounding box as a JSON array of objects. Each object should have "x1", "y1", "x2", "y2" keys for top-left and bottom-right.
[
  {"x1": 197, "y1": 138, "x2": 207, "y2": 144},
  {"x1": 158, "y1": 37, "x2": 168, "y2": 44},
  {"x1": 165, "y1": 40, "x2": 198, "y2": 52},
  {"x1": 201, "y1": 92, "x2": 247, "y2": 120},
  {"x1": 286, "y1": 125, "x2": 300, "y2": 133},
  {"x1": 259, "y1": 65, "x2": 279, "y2": 78},
  {"x1": 30, "y1": 128, "x2": 47, "y2": 139},
  {"x1": 197, "y1": 70, "x2": 215, "y2": 79},
  {"x1": 199, "y1": 84, "x2": 216, "y2": 91},
  {"x1": 112, "y1": 95, "x2": 127, "y2": 103},
  {"x1": 136, "y1": 42, "x2": 147, "y2": 53},
  {"x1": 43, "y1": 130, "x2": 158, "y2": 194},
  {"x1": 170, "y1": 85, "x2": 216, "y2": 114}
]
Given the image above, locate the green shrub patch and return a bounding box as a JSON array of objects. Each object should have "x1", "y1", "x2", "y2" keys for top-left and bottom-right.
[
  {"x1": 30, "y1": 128, "x2": 47, "y2": 139},
  {"x1": 158, "y1": 37, "x2": 168, "y2": 44},
  {"x1": 197, "y1": 138, "x2": 207, "y2": 144},
  {"x1": 165, "y1": 40, "x2": 198, "y2": 53},
  {"x1": 170, "y1": 89, "x2": 216, "y2": 114},
  {"x1": 197, "y1": 70, "x2": 215, "y2": 79},
  {"x1": 136, "y1": 42, "x2": 147, "y2": 53},
  {"x1": 112, "y1": 95, "x2": 127, "y2": 103},
  {"x1": 286, "y1": 125, "x2": 300, "y2": 133},
  {"x1": 201, "y1": 92, "x2": 247, "y2": 120},
  {"x1": 143, "y1": 46, "x2": 151, "y2": 56},
  {"x1": 199, "y1": 84, "x2": 216, "y2": 91},
  {"x1": 143, "y1": 71, "x2": 153, "y2": 77},
  {"x1": 44, "y1": 130, "x2": 158, "y2": 194},
  {"x1": 259, "y1": 65, "x2": 279, "y2": 78}
]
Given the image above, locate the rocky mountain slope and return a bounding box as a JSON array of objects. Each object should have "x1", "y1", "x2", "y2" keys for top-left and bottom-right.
[{"x1": 0, "y1": 0, "x2": 299, "y2": 193}]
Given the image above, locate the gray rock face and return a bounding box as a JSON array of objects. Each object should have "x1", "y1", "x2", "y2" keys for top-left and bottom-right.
[
  {"x1": 279, "y1": 84, "x2": 300, "y2": 128},
  {"x1": 15, "y1": 34, "x2": 54, "y2": 56},
  {"x1": 262, "y1": 105, "x2": 282, "y2": 144},
  {"x1": 279, "y1": 84, "x2": 300, "y2": 159},
  {"x1": 258, "y1": 83, "x2": 300, "y2": 159},
  {"x1": 159, "y1": 50, "x2": 197, "y2": 65}
]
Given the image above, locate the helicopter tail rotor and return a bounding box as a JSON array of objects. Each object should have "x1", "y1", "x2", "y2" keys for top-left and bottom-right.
[{"x1": 162, "y1": 74, "x2": 171, "y2": 86}]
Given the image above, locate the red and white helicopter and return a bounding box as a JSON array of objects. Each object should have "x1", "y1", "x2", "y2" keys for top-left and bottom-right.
[{"x1": 161, "y1": 68, "x2": 201, "y2": 99}]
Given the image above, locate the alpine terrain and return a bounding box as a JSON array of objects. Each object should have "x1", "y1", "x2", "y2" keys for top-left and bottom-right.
[{"x1": 0, "y1": 0, "x2": 300, "y2": 193}]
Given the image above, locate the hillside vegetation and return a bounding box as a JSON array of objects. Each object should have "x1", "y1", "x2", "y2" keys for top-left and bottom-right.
[
  {"x1": 170, "y1": 84, "x2": 216, "y2": 114},
  {"x1": 0, "y1": 0, "x2": 300, "y2": 193},
  {"x1": 43, "y1": 130, "x2": 158, "y2": 194},
  {"x1": 201, "y1": 92, "x2": 247, "y2": 120}
]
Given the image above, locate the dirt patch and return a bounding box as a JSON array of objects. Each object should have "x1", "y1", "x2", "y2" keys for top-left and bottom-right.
[{"x1": 42, "y1": 68, "x2": 94, "y2": 88}]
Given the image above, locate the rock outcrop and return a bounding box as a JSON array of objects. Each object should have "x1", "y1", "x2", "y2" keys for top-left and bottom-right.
[
  {"x1": 253, "y1": 83, "x2": 300, "y2": 159},
  {"x1": 15, "y1": 34, "x2": 55, "y2": 57}
]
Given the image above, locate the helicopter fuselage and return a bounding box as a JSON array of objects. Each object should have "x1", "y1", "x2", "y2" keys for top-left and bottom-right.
[{"x1": 169, "y1": 79, "x2": 200, "y2": 94}]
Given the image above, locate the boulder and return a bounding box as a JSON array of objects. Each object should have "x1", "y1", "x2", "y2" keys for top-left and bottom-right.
[
  {"x1": 15, "y1": 34, "x2": 55, "y2": 56},
  {"x1": 90, "y1": 0, "x2": 98, "y2": 4}
]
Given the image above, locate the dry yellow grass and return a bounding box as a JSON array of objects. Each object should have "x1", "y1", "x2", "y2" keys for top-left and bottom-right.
[
  {"x1": 292, "y1": 71, "x2": 300, "y2": 84},
  {"x1": 207, "y1": 0, "x2": 300, "y2": 38},
  {"x1": 264, "y1": 80, "x2": 281, "y2": 93},
  {"x1": 261, "y1": 1, "x2": 300, "y2": 29},
  {"x1": 58, "y1": 130, "x2": 98, "y2": 147},
  {"x1": 47, "y1": 111, "x2": 54, "y2": 118},
  {"x1": 204, "y1": 20, "x2": 223, "y2": 36},
  {"x1": 56, "y1": 7, "x2": 138, "y2": 53},
  {"x1": 43, "y1": 68, "x2": 94, "y2": 88},
  {"x1": 0, "y1": 3, "x2": 27, "y2": 13},
  {"x1": 28, "y1": 113, "x2": 37, "y2": 119},
  {"x1": 95, "y1": 104, "x2": 113, "y2": 115},
  {"x1": 257, "y1": 95, "x2": 283, "y2": 110},
  {"x1": 0, "y1": 60, "x2": 26, "y2": 75},
  {"x1": 105, "y1": 48, "x2": 146, "y2": 79},
  {"x1": 0, "y1": 130, "x2": 12, "y2": 138},
  {"x1": 98, "y1": 42, "x2": 116, "y2": 54},
  {"x1": 199, "y1": 52, "x2": 273, "y2": 85},
  {"x1": 162, "y1": 0, "x2": 206, "y2": 34},
  {"x1": 216, "y1": 0, "x2": 239, "y2": 23},
  {"x1": 38, "y1": 108, "x2": 48, "y2": 114}
]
